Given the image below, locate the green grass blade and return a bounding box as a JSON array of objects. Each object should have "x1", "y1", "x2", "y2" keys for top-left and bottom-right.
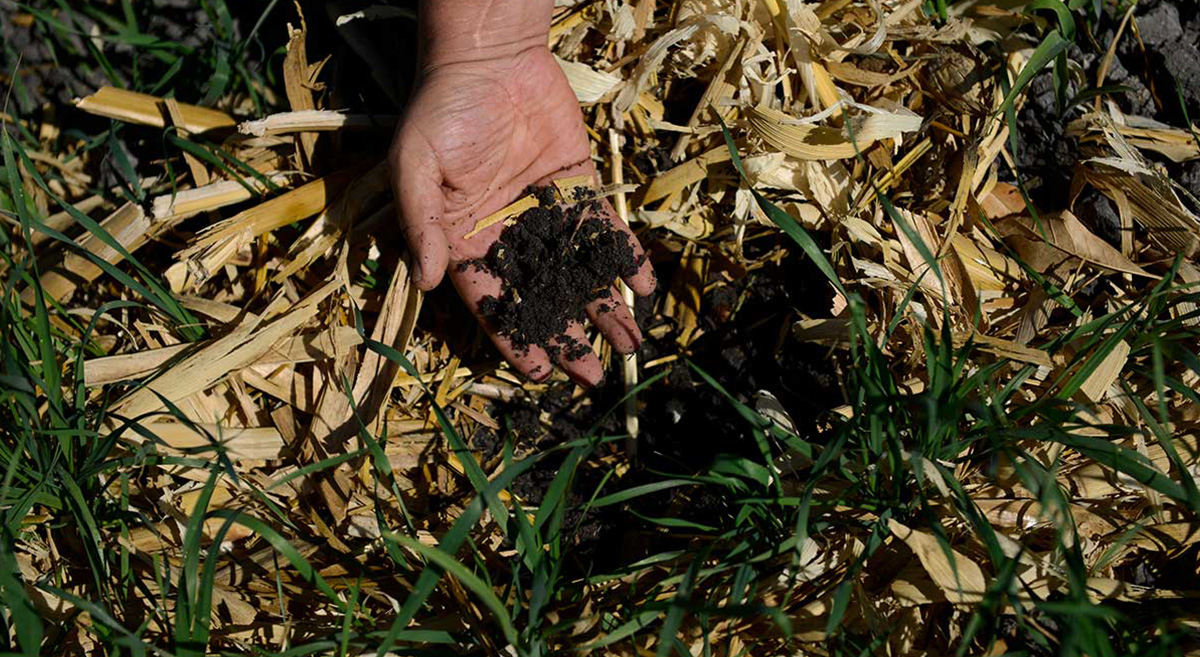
[
  {"x1": 0, "y1": 529, "x2": 43, "y2": 656},
  {"x1": 9, "y1": 140, "x2": 202, "y2": 340},
  {"x1": 717, "y1": 117, "x2": 847, "y2": 299},
  {"x1": 208, "y1": 510, "x2": 346, "y2": 612},
  {"x1": 587, "y1": 480, "x2": 697, "y2": 508},
  {"x1": 175, "y1": 468, "x2": 219, "y2": 656},
  {"x1": 997, "y1": 31, "x2": 1071, "y2": 116},
  {"x1": 394, "y1": 535, "x2": 519, "y2": 646}
]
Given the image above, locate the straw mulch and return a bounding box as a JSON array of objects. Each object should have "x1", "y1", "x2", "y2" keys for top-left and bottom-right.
[{"x1": 14, "y1": 0, "x2": 1200, "y2": 652}]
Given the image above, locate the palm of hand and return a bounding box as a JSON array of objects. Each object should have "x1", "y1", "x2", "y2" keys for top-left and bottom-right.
[
  {"x1": 412, "y1": 50, "x2": 589, "y2": 258},
  {"x1": 391, "y1": 47, "x2": 654, "y2": 385}
]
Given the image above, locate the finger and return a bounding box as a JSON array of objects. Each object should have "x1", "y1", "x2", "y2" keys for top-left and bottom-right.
[
  {"x1": 449, "y1": 263, "x2": 554, "y2": 382},
  {"x1": 595, "y1": 197, "x2": 657, "y2": 297},
  {"x1": 500, "y1": 336, "x2": 554, "y2": 383},
  {"x1": 548, "y1": 321, "x2": 604, "y2": 387},
  {"x1": 586, "y1": 286, "x2": 641, "y2": 355},
  {"x1": 389, "y1": 128, "x2": 449, "y2": 291}
]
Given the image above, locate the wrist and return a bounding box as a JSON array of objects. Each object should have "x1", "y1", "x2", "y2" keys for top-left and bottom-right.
[{"x1": 419, "y1": 0, "x2": 554, "y2": 69}]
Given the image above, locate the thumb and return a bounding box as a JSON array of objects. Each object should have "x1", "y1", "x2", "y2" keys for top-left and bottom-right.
[{"x1": 389, "y1": 129, "x2": 449, "y2": 291}]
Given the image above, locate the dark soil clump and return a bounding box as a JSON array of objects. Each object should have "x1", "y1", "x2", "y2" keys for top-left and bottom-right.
[
  {"x1": 465, "y1": 188, "x2": 641, "y2": 361},
  {"x1": 1010, "y1": 0, "x2": 1200, "y2": 207}
]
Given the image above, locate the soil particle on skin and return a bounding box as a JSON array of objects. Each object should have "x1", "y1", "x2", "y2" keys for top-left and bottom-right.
[
  {"x1": 466, "y1": 187, "x2": 641, "y2": 362},
  {"x1": 534, "y1": 184, "x2": 557, "y2": 208}
]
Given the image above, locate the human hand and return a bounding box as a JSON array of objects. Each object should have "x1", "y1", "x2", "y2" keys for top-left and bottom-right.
[{"x1": 389, "y1": 43, "x2": 656, "y2": 386}]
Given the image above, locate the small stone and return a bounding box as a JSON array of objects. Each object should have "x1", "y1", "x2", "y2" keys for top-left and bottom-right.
[{"x1": 1138, "y1": 3, "x2": 1184, "y2": 47}]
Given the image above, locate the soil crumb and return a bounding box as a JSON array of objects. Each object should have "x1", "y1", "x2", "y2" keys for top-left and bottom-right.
[{"x1": 464, "y1": 187, "x2": 640, "y2": 361}]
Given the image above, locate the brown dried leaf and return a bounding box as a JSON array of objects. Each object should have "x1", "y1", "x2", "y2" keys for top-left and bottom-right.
[
  {"x1": 747, "y1": 104, "x2": 922, "y2": 161},
  {"x1": 887, "y1": 519, "x2": 987, "y2": 604},
  {"x1": 1007, "y1": 210, "x2": 1152, "y2": 277}
]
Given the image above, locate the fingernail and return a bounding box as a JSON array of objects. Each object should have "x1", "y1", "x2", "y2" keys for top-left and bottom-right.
[
  {"x1": 615, "y1": 324, "x2": 642, "y2": 354},
  {"x1": 566, "y1": 370, "x2": 598, "y2": 388},
  {"x1": 412, "y1": 260, "x2": 426, "y2": 287}
]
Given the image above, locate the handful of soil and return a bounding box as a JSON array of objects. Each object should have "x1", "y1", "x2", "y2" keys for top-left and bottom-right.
[{"x1": 463, "y1": 187, "x2": 640, "y2": 361}]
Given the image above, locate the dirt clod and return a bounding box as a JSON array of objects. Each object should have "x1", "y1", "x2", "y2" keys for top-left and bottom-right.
[{"x1": 468, "y1": 188, "x2": 641, "y2": 361}]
